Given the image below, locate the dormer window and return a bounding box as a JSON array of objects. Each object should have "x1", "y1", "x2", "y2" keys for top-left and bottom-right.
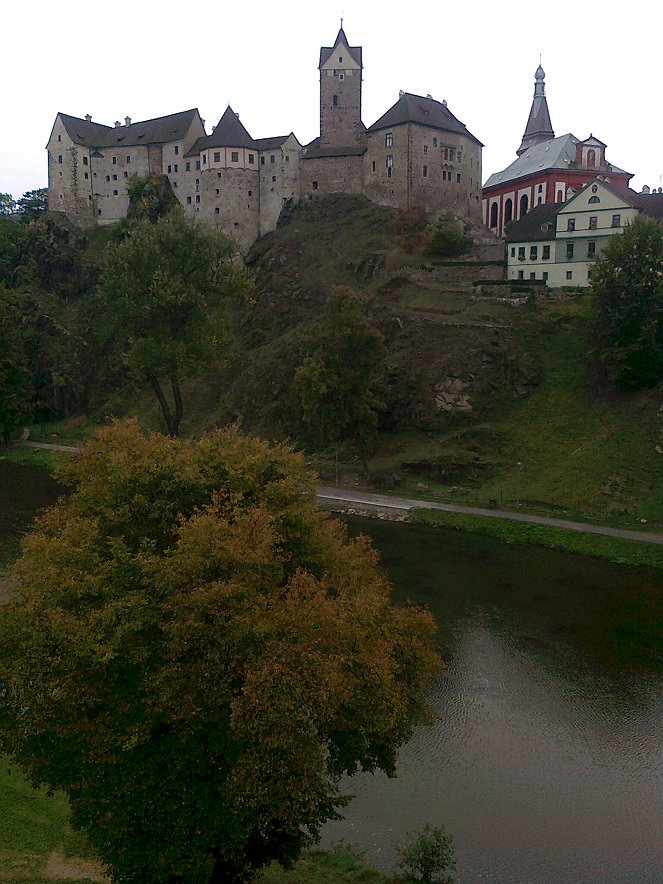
[{"x1": 338, "y1": 55, "x2": 343, "y2": 62}]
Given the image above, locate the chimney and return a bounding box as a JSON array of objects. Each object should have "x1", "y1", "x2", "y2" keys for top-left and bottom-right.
[
  {"x1": 85, "y1": 114, "x2": 92, "y2": 122},
  {"x1": 114, "y1": 120, "x2": 122, "y2": 128},
  {"x1": 212, "y1": 125, "x2": 216, "y2": 133},
  {"x1": 399, "y1": 90, "x2": 405, "y2": 98},
  {"x1": 442, "y1": 99, "x2": 448, "y2": 106},
  {"x1": 642, "y1": 185, "x2": 650, "y2": 194},
  {"x1": 124, "y1": 116, "x2": 132, "y2": 126},
  {"x1": 426, "y1": 93, "x2": 433, "y2": 99}
]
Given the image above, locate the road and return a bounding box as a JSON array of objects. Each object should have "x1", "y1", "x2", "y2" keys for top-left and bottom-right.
[{"x1": 316, "y1": 486, "x2": 663, "y2": 545}]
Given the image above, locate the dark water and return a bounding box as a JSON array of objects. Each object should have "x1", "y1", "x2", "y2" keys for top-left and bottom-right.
[
  {"x1": 322, "y1": 518, "x2": 663, "y2": 883},
  {"x1": 1, "y1": 465, "x2": 662, "y2": 881}
]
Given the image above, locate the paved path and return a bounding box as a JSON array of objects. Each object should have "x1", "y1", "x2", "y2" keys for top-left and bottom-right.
[
  {"x1": 317, "y1": 486, "x2": 663, "y2": 546},
  {"x1": 13, "y1": 440, "x2": 82, "y2": 454}
]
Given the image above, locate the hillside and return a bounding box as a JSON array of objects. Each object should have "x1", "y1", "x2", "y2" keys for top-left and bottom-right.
[{"x1": 212, "y1": 194, "x2": 661, "y2": 524}]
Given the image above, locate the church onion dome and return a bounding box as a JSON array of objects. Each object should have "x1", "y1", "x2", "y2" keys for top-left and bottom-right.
[{"x1": 535, "y1": 64, "x2": 545, "y2": 80}]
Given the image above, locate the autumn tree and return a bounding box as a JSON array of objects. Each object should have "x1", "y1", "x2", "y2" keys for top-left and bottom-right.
[
  {"x1": 0, "y1": 420, "x2": 438, "y2": 883},
  {"x1": 98, "y1": 209, "x2": 251, "y2": 436},
  {"x1": 294, "y1": 287, "x2": 386, "y2": 477},
  {"x1": 591, "y1": 216, "x2": 663, "y2": 390}
]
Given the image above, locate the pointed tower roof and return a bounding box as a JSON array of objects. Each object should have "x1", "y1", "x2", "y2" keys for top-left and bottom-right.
[
  {"x1": 186, "y1": 106, "x2": 256, "y2": 156},
  {"x1": 517, "y1": 64, "x2": 554, "y2": 156},
  {"x1": 319, "y1": 24, "x2": 362, "y2": 68}
]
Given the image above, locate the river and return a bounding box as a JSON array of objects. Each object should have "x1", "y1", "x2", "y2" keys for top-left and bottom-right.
[{"x1": 1, "y1": 462, "x2": 661, "y2": 882}]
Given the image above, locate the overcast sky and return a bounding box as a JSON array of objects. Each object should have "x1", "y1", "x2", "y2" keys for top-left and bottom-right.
[{"x1": 2, "y1": 0, "x2": 661, "y2": 200}]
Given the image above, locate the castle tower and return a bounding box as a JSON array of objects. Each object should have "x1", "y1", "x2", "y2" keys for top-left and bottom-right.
[
  {"x1": 319, "y1": 25, "x2": 363, "y2": 149},
  {"x1": 517, "y1": 64, "x2": 555, "y2": 156}
]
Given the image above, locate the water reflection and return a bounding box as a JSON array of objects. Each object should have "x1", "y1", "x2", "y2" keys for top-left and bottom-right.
[{"x1": 322, "y1": 519, "x2": 663, "y2": 883}]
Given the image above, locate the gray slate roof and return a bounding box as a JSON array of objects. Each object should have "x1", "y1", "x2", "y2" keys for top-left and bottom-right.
[
  {"x1": 485, "y1": 133, "x2": 629, "y2": 189},
  {"x1": 58, "y1": 109, "x2": 201, "y2": 148},
  {"x1": 319, "y1": 27, "x2": 362, "y2": 68},
  {"x1": 254, "y1": 135, "x2": 294, "y2": 151},
  {"x1": 632, "y1": 191, "x2": 663, "y2": 219},
  {"x1": 505, "y1": 202, "x2": 563, "y2": 243},
  {"x1": 301, "y1": 137, "x2": 367, "y2": 158},
  {"x1": 367, "y1": 93, "x2": 483, "y2": 146},
  {"x1": 186, "y1": 107, "x2": 256, "y2": 156}
]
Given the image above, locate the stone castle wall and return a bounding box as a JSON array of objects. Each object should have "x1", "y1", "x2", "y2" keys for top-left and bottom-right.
[{"x1": 300, "y1": 154, "x2": 364, "y2": 199}]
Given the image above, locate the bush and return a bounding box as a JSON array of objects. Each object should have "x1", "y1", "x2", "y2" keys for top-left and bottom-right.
[
  {"x1": 395, "y1": 824, "x2": 455, "y2": 883},
  {"x1": 428, "y1": 215, "x2": 472, "y2": 259}
]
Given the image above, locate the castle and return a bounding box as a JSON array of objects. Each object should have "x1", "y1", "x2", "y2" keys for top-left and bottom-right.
[{"x1": 47, "y1": 27, "x2": 483, "y2": 251}]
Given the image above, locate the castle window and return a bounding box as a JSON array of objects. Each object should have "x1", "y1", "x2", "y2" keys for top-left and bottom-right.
[
  {"x1": 249, "y1": 154, "x2": 255, "y2": 164},
  {"x1": 339, "y1": 74, "x2": 344, "y2": 80},
  {"x1": 423, "y1": 165, "x2": 428, "y2": 177},
  {"x1": 175, "y1": 146, "x2": 179, "y2": 155},
  {"x1": 234, "y1": 222, "x2": 239, "y2": 228},
  {"x1": 196, "y1": 178, "x2": 200, "y2": 185},
  {"x1": 444, "y1": 149, "x2": 448, "y2": 160},
  {"x1": 566, "y1": 242, "x2": 574, "y2": 259},
  {"x1": 542, "y1": 272, "x2": 548, "y2": 282},
  {"x1": 84, "y1": 172, "x2": 89, "y2": 179},
  {"x1": 589, "y1": 216, "x2": 598, "y2": 230},
  {"x1": 587, "y1": 241, "x2": 596, "y2": 257},
  {"x1": 272, "y1": 176, "x2": 276, "y2": 182},
  {"x1": 285, "y1": 155, "x2": 289, "y2": 162},
  {"x1": 195, "y1": 195, "x2": 200, "y2": 203},
  {"x1": 215, "y1": 188, "x2": 220, "y2": 195},
  {"x1": 442, "y1": 171, "x2": 446, "y2": 181},
  {"x1": 312, "y1": 181, "x2": 318, "y2": 190},
  {"x1": 611, "y1": 214, "x2": 621, "y2": 227},
  {"x1": 333, "y1": 94, "x2": 338, "y2": 106},
  {"x1": 83, "y1": 156, "x2": 88, "y2": 165},
  {"x1": 196, "y1": 160, "x2": 200, "y2": 170},
  {"x1": 423, "y1": 145, "x2": 428, "y2": 155},
  {"x1": 372, "y1": 161, "x2": 376, "y2": 172},
  {"x1": 386, "y1": 154, "x2": 393, "y2": 168},
  {"x1": 385, "y1": 132, "x2": 393, "y2": 148},
  {"x1": 231, "y1": 152, "x2": 239, "y2": 162},
  {"x1": 270, "y1": 155, "x2": 275, "y2": 163},
  {"x1": 449, "y1": 150, "x2": 455, "y2": 162},
  {"x1": 567, "y1": 218, "x2": 575, "y2": 231},
  {"x1": 433, "y1": 137, "x2": 438, "y2": 147},
  {"x1": 261, "y1": 157, "x2": 265, "y2": 165},
  {"x1": 588, "y1": 196, "x2": 600, "y2": 204},
  {"x1": 518, "y1": 247, "x2": 525, "y2": 261},
  {"x1": 217, "y1": 173, "x2": 222, "y2": 178},
  {"x1": 566, "y1": 270, "x2": 573, "y2": 280},
  {"x1": 112, "y1": 156, "x2": 117, "y2": 164},
  {"x1": 186, "y1": 162, "x2": 191, "y2": 172},
  {"x1": 59, "y1": 171, "x2": 62, "y2": 177},
  {"x1": 112, "y1": 174, "x2": 118, "y2": 180},
  {"x1": 542, "y1": 245, "x2": 550, "y2": 260},
  {"x1": 168, "y1": 165, "x2": 172, "y2": 173},
  {"x1": 203, "y1": 155, "x2": 207, "y2": 165},
  {"x1": 187, "y1": 196, "x2": 192, "y2": 204},
  {"x1": 214, "y1": 152, "x2": 221, "y2": 162},
  {"x1": 112, "y1": 189, "x2": 118, "y2": 195},
  {"x1": 174, "y1": 164, "x2": 178, "y2": 173},
  {"x1": 126, "y1": 155, "x2": 131, "y2": 163},
  {"x1": 339, "y1": 55, "x2": 343, "y2": 62},
  {"x1": 215, "y1": 208, "x2": 220, "y2": 214},
  {"x1": 58, "y1": 134, "x2": 61, "y2": 142},
  {"x1": 106, "y1": 175, "x2": 110, "y2": 182},
  {"x1": 248, "y1": 190, "x2": 252, "y2": 196},
  {"x1": 456, "y1": 173, "x2": 461, "y2": 183},
  {"x1": 518, "y1": 270, "x2": 524, "y2": 280},
  {"x1": 530, "y1": 246, "x2": 538, "y2": 261},
  {"x1": 124, "y1": 171, "x2": 128, "y2": 178},
  {"x1": 387, "y1": 167, "x2": 392, "y2": 178},
  {"x1": 511, "y1": 248, "x2": 515, "y2": 257},
  {"x1": 58, "y1": 155, "x2": 63, "y2": 164}
]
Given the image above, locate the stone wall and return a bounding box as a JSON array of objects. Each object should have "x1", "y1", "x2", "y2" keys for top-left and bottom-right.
[
  {"x1": 47, "y1": 123, "x2": 95, "y2": 226},
  {"x1": 300, "y1": 154, "x2": 364, "y2": 198},
  {"x1": 259, "y1": 137, "x2": 301, "y2": 234},
  {"x1": 319, "y1": 51, "x2": 362, "y2": 148}
]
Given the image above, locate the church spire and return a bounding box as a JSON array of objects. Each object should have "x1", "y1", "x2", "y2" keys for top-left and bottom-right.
[{"x1": 517, "y1": 63, "x2": 555, "y2": 156}]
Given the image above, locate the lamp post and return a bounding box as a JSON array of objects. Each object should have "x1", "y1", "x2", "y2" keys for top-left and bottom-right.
[{"x1": 516, "y1": 461, "x2": 522, "y2": 507}]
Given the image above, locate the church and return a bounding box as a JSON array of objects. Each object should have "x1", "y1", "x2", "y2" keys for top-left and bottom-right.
[
  {"x1": 47, "y1": 27, "x2": 483, "y2": 251},
  {"x1": 482, "y1": 65, "x2": 632, "y2": 238}
]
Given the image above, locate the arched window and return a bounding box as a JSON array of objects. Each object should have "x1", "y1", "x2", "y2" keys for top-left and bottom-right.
[
  {"x1": 588, "y1": 195, "x2": 600, "y2": 204},
  {"x1": 586, "y1": 148, "x2": 596, "y2": 167},
  {"x1": 504, "y1": 198, "x2": 513, "y2": 224},
  {"x1": 556, "y1": 189, "x2": 564, "y2": 203},
  {"x1": 519, "y1": 194, "x2": 529, "y2": 217},
  {"x1": 490, "y1": 202, "x2": 498, "y2": 228},
  {"x1": 537, "y1": 196, "x2": 542, "y2": 205}
]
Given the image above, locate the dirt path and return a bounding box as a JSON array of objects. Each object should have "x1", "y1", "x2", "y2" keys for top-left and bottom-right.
[{"x1": 317, "y1": 486, "x2": 663, "y2": 545}]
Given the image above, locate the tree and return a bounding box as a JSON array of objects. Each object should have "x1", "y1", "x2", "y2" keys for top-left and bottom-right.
[
  {"x1": 395, "y1": 824, "x2": 456, "y2": 883},
  {"x1": 0, "y1": 420, "x2": 439, "y2": 883},
  {"x1": 428, "y1": 214, "x2": 473, "y2": 259},
  {"x1": 0, "y1": 193, "x2": 17, "y2": 216},
  {"x1": 0, "y1": 286, "x2": 34, "y2": 441},
  {"x1": 98, "y1": 208, "x2": 251, "y2": 436},
  {"x1": 17, "y1": 188, "x2": 48, "y2": 222},
  {"x1": 591, "y1": 216, "x2": 663, "y2": 390},
  {"x1": 294, "y1": 286, "x2": 386, "y2": 477}
]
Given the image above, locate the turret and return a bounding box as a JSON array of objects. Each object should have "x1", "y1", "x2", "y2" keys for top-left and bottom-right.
[
  {"x1": 517, "y1": 64, "x2": 555, "y2": 156},
  {"x1": 319, "y1": 24, "x2": 363, "y2": 149}
]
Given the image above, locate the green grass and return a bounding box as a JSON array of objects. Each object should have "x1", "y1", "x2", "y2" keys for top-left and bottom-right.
[
  {"x1": 258, "y1": 845, "x2": 390, "y2": 883},
  {"x1": 0, "y1": 756, "x2": 104, "y2": 882},
  {"x1": 412, "y1": 508, "x2": 663, "y2": 569}
]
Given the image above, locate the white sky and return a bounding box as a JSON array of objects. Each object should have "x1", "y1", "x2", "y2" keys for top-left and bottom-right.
[{"x1": 2, "y1": 0, "x2": 661, "y2": 200}]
